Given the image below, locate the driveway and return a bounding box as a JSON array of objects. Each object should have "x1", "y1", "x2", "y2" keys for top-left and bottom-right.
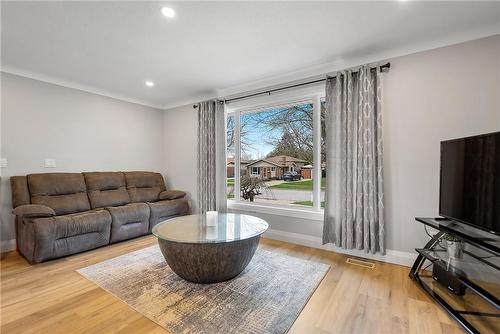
[
  {"x1": 257, "y1": 188, "x2": 325, "y2": 201},
  {"x1": 227, "y1": 180, "x2": 325, "y2": 202},
  {"x1": 263, "y1": 180, "x2": 287, "y2": 187}
]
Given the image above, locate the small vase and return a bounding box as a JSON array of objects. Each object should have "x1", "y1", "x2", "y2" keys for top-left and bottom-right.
[{"x1": 446, "y1": 241, "x2": 464, "y2": 260}]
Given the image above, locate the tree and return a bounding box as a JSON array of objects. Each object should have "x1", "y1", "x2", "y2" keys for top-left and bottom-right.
[
  {"x1": 266, "y1": 130, "x2": 312, "y2": 163},
  {"x1": 229, "y1": 101, "x2": 327, "y2": 164},
  {"x1": 244, "y1": 104, "x2": 316, "y2": 162},
  {"x1": 226, "y1": 115, "x2": 253, "y2": 157},
  {"x1": 240, "y1": 175, "x2": 266, "y2": 202}
]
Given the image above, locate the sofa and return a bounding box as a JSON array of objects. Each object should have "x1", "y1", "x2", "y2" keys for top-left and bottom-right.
[{"x1": 10, "y1": 171, "x2": 190, "y2": 263}]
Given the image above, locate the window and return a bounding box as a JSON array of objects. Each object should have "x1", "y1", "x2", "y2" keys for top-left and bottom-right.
[
  {"x1": 226, "y1": 114, "x2": 235, "y2": 199},
  {"x1": 227, "y1": 91, "x2": 324, "y2": 212}
]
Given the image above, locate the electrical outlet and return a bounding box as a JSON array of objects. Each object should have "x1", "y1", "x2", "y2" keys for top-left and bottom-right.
[
  {"x1": 44, "y1": 158, "x2": 56, "y2": 168},
  {"x1": 0, "y1": 158, "x2": 7, "y2": 168}
]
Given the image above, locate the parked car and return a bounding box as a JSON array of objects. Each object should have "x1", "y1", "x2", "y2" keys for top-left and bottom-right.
[{"x1": 283, "y1": 171, "x2": 302, "y2": 181}]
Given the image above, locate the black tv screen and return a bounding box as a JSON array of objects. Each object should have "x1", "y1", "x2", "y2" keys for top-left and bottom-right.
[{"x1": 440, "y1": 132, "x2": 500, "y2": 234}]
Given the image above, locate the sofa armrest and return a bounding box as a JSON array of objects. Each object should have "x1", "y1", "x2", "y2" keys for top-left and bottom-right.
[
  {"x1": 159, "y1": 190, "x2": 186, "y2": 200},
  {"x1": 12, "y1": 204, "x2": 56, "y2": 219}
]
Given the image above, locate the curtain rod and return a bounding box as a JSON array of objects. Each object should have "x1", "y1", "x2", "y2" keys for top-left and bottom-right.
[{"x1": 193, "y1": 62, "x2": 390, "y2": 108}]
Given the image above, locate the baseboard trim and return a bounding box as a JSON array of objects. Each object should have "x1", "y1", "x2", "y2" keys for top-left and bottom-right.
[
  {"x1": 263, "y1": 229, "x2": 416, "y2": 267},
  {"x1": 0, "y1": 239, "x2": 16, "y2": 253},
  {"x1": 0, "y1": 232, "x2": 417, "y2": 266}
]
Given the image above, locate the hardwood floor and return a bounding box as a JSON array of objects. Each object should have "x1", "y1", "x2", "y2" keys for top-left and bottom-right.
[{"x1": 0, "y1": 236, "x2": 465, "y2": 334}]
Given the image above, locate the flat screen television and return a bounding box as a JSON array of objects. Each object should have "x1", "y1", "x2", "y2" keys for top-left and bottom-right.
[{"x1": 439, "y1": 131, "x2": 500, "y2": 234}]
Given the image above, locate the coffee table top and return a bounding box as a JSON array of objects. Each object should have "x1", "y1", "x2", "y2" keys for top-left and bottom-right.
[{"x1": 152, "y1": 212, "x2": 268, "y2": 244}]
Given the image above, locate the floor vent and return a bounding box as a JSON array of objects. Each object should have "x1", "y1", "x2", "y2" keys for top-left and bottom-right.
[{"x1": 346, "y1": 258, "x2": 375, "y2": 269}]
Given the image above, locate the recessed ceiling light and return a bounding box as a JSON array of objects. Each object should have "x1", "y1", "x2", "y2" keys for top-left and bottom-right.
[
  {"x1": 161, "y1": 7, "x2": 175, "y2": 18},
  {"x1": 145, "y1": 81, "x2": 155, "y2": 87}
]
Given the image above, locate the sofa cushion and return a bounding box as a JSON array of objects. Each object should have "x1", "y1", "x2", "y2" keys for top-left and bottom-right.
[
  {"x1": 84, "y1": 172, "x2": 130, "y2": 209},
  {"x1": 148, "y1": 198, "x2": 189, "y2": 231},
  {"x1": 124, "y1": 172, "x2": 166, "y2": 203},
  {"x1": 106, "y1": 203, "x2": 150, "y2": 243},
  {"x1": 28, "y1": 173, "x2": 90, "y2": 215},
  {"x1": 29, "y1": 209, "x2": 111, "y2": 262},
  {"x1": 10, "y1": 176, "x2": 30, "y2": 207}
]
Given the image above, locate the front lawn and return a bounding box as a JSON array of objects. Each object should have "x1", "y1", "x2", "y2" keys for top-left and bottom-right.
[
  {"x1": 270, "y1": 177, "x2": 326, "y2": 190},
  {"x1": 227, "y1": 178, "x2": 235, "y2": 186},
  {"x1": 291, "y1": 200, "x2": 325, "y2": 208}
]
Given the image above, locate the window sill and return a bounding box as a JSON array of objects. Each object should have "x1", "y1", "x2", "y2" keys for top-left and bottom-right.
[{"x1": 227, "y1": 200, "x2": 324, "y2": 222}]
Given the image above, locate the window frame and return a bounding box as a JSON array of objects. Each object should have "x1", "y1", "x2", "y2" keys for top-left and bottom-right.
[{"x1": 226, "y1": 85, "x2": 325, "y2": 217}]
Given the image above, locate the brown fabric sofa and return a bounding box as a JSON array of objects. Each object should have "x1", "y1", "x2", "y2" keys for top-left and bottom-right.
[{"x1": 10, "y1": 171, "x2": 189, "y2": 263}]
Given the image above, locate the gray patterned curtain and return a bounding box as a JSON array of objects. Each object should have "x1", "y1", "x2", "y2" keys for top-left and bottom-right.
[
  {"x1": 197, "y1": 100, "x2": 227, "y2": 214},
  {"x1": 322, "y1": 65, "x2": 385, "y2": 254}
]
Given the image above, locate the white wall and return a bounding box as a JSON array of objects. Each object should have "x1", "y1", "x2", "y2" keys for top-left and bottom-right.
[
  {"x1": 0, "y1": 73, "x2": 165, "y2": 245},
  {"x1": 162, "y1": 35, "x2": 500, "y2": 257},
  {"x1": 162, "y1": 104, "x2": 199, "y2": 213},
  {"x1": 383, "y1": 35, "x2": 500, "y2": 252}
]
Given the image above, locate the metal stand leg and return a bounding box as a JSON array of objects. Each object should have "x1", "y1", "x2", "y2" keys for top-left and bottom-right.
[
  {"x1": 409, "y1": 230, "x2": 480, "y2": 334},
  {"x1": 409, "y1": 231, "x2": 444, "y2": 279}
]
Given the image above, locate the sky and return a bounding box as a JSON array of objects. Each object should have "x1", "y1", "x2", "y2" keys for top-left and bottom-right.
[
  {"x1": 228, "y1": 103, "x2": 313, "y2": 160},
  {"x1": 240, "y1": 116, "x2": 279, "y2": 159}
]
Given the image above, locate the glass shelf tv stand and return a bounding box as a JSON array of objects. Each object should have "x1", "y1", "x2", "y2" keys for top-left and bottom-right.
[{"x1": 409, "y1": 217, "x2": 500, "y2": 334}]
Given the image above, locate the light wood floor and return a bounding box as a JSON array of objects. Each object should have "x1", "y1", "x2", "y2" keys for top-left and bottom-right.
[{"x1": 1, "y1": 236, "x2": 465, "y2": 334}]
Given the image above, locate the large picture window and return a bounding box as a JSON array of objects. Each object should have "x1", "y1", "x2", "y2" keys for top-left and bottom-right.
[{"x1": 227, "y1": 91, "x2": 325, "y2": 212}]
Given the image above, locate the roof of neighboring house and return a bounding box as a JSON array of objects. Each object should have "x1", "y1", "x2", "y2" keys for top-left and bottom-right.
[
  {"x1": 226, "y1": 158, "x2": 252, "y2": 166},
  {"x1": 246, "y1": 155, "x2": 310, "y2": 168},
  {"x1": 245, "y1": 159, "x2": 282, "y2": 168},
  {"x1": 266, "y1": 155, "x2": 309, "y2": 167}
]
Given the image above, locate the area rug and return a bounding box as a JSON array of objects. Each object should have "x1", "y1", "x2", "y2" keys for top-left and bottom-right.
[{"x1": 77, "y1": 245, "x2": 329, "y2": 334}]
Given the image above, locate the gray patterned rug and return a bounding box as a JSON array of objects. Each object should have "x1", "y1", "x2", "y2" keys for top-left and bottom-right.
[{"x1": 77, "y1": 245, "x2": 329, "y2": 334}]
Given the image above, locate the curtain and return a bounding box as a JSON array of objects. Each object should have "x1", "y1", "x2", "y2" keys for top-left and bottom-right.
[
  {"x1": 322, "y1": 65, "x2": 385, "y2": 254},
  {"x1": 197, "y1": 100, "x2": 227, "y2": 214}
]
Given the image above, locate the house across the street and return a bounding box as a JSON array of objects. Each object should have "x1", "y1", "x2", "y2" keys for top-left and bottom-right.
[
  {"x1": 226, "y1": 158, "x2": 250, "y2": 178},
  {"x1": 227, "y1": 155, "x2": 309, "y2": 180}
]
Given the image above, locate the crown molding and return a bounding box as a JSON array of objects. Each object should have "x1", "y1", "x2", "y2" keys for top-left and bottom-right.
[
  {"x1": 1, "y1": 66, "x2": 164, "y2": 109},
  {"x1": 166, "y1": 29, "x2": 499, "y2": 110},
  {"x1": 216, "y1": 28, "x2": 500, "y2": 99},
  {"x1": 3, "y1": 26, "x2": 499, "y2": 112},
  {"x1": 161, "y1": 91, "x2": 220, "y2": 111}
]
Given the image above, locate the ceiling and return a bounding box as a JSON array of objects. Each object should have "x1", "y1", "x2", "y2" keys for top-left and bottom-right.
[{"x1": 2, "y1": 1, "x2": 499, "y2": 109}]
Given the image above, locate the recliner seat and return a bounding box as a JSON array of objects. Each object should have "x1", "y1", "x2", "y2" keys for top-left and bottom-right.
[{"x1": 83, "y1": 172, "x2": 151, "y2": 243}]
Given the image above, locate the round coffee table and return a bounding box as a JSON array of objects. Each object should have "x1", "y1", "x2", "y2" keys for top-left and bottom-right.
[{"x1": 152, "y1": 211, "x2": 268, "y2": 284}]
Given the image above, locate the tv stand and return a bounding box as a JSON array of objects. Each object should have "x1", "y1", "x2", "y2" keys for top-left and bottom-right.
[{"x1": 410, "y1": 217, "x2": 500, "y2": 334}]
